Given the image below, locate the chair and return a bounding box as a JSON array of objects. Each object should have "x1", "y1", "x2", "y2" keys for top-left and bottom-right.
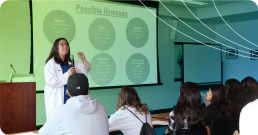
[
  {"x1": 175, "y1": 127, "x2": 207, "y2": 135},
  {"x1": 210, "y1": 119, "x2": 234, "y2": 135}
]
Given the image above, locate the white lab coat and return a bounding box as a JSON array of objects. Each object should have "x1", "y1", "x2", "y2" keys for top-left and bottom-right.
[{"x1": 44, "y1": 57, "x2": 90, "y2": 119}]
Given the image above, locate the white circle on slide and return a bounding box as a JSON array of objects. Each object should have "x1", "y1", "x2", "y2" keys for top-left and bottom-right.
[
  {"x1": 90, "y1": 53, "x2": 116, "y2": 86},
  {"x1": 43, "y1": 10, "x2": 76, "y2": 43},
  {"x1": 126, "y1": 17, "x2": 149, "y2": 48},
  {"x1": 126, "y1": 53, "x2": 150, "y2": 84},
  {"x1": 88, "y1": 18, "x2": 115, "y2": 51}
]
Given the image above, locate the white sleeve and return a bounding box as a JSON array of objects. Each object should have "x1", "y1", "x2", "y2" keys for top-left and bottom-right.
[
  {"x1": 74, "y1": 61, "x2": 91, "y2": 74},
  {"x1": 108, "y1": 109, "x2": 128, "y2": 132},
  {"x1": 44, "y1": 61, "x2": 69, "y2": 88},
  {"x1": 38, "y1": 110, "x2": 59, "y2": 135},
  {"x1": 239, "y1": 103, "x2": 254, "y2": 135},
  {"x1": 147, "y1": 112, "x2": 153, "y2": 128}
]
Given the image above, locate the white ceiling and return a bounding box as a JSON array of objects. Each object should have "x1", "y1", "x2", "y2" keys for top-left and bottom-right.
[{"x1": 152, "y1": 0, "x2": 241, "y2": 8}]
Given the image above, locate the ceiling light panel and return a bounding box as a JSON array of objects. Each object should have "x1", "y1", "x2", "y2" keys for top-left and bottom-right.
[{"x1": 172, "y1": 0, "x2": 208, "y2": 5}]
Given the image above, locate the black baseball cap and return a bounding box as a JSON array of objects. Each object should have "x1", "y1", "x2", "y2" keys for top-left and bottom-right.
[{"x1": 67, "y1": 73, "x2": 89, "y2": 96}]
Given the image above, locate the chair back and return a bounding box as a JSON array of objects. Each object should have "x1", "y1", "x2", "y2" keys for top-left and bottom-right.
[
  {"x1": 176, "y1": 127, "x2": 207, "y2": 135},
  {"x1": 210, "y1": 119, "x2": 234, "y2": 135}
]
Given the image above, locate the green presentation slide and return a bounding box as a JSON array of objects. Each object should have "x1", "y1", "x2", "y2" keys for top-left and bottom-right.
[{"x1": 32, "y1": 1, "x2": 158, "y2": 90}]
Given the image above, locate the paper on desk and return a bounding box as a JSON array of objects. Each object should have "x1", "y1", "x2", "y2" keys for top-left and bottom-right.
[
  {"x1": 152, "y1": 120, "x2": 168, "y2": 125},
  {"x1": 15, "y1": 132, "x2": 38, "y2": 135}
]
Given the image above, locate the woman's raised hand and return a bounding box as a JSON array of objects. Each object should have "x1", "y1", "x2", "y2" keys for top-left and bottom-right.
[{"x1": 67, "y1": 67, "x2": 76, "y2": 76}]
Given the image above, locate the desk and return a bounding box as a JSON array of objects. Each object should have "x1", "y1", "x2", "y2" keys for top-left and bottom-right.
[
  {"x1": 0, "y1": 83, "x2": 36, "y2": 134},
  {"x1": 7, "y1": 113, "x2": 169, "y2": 135},
  {"x1": 8, "y1": 130, "x2": 38, "y2": 135},
  {"x1": 152, "y1": 113, "x2": 170, "y2": 121}
]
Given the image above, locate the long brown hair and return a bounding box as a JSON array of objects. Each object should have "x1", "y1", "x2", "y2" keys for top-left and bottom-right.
[
  {"x1": 209, "y1": 84, "x2": 233, "y2": 118},
  {"x1": 174, "y1": 82, "x2": 206, "y2": 129},
  {"x1": 116, "y1": 86, "x2": 149, "y2": 115},
  {"x1": 45, "y1": 38, "x2": 71, "y2": 65},
  {"x1": 241, "y1": 76, "x2": 258, "y2": 103},
  {"x1": 225, "y1": 79, "x2": 247, "y2": 114}
]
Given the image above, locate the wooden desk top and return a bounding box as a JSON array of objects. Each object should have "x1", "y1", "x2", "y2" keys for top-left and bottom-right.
[
  {"x1": 7, "y1": 113, "x2": 170, "y2": 135},
  {"x1": 152, "y1": 113, "x2": 170, "y2": 120},
  {"x1": 8, "y1": 130, "x2": 38, "y2": 135}
]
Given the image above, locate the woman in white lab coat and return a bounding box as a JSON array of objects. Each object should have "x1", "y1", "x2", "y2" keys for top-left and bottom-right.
[{"x1": 44, "y1": 38, "x2": 91, "y2": 119}]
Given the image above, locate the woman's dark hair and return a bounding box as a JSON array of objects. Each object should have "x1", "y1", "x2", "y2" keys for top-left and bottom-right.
[
  {"x1": 45, "y1": 38, "x2": 71, "y2": 65},
  {"x1": 209, "y1": 84, "x2": 233, "y2": 118},
  {"x1": 241, "y1": 76, "x2": 258, "y2": 103},
  {"x1": 225, "y1": 79, "x2": 247, "y2": 114},
  {"x1": 117, "y1": 86, "x2": 149, "y2": 115},
  {"x1": 173, "y1": 82, "x2": 206, "y2": 129}
]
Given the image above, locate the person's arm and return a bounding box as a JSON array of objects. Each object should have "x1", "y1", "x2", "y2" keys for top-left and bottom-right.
[
  {"x1": 108, "y1": 109, "x2": 128, "y2": 132},
  {"x1": 239, "y1": 102, "x2": 254, "y2": 135},
  {"x1": 233, "y1": 130, "x2": 240, "y2": 135},
  {"x1": 74, "y1": 61, "x2": 91, "y2": 74},
  {"x1": 147, "y1": 112, "x2": 153, "y2": 128},
  {"x1": 165, "y1": 128, "x2": 170, "y2": 134},
  {"x1": 44, "y1": 60, "x2": 69, "y2": 88},
  {"x1": 75, "y1": 52, "x2": 91, "y2": 74}
]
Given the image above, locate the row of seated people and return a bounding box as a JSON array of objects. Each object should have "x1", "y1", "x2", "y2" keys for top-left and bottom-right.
[
  {"x1": 38, "y1": 73, "x2": 258, "y2": 135},
  {"x1": 165, "y1": 77, "x2": 258, "y2": 135}
]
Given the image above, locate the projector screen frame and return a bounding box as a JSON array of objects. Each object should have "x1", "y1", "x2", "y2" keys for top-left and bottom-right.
[
  {"x1": 29, "y1": 0, "x2": 162, "y2": 92},
  {"x1": 175, "y1": 42, "x2": 223, "y2": 91}
]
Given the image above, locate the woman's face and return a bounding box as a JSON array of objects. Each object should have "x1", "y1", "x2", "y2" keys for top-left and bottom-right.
[
  {"x1": 206, "y1": 88, "x2": 213, "y2": 101},
  {"x1": 58, "y1": 39, "x2": 69, "y2": 57}
]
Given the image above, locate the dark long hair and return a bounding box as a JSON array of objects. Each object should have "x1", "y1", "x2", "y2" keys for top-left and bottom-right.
[
  {"x1": 225, "y1": 79, "x2": 247, "y2": 115},
  {"x1": 209, "y1": 84, "x2": 233, "y2": 118},
  {"x1": 241, "y1": 76, "x2": 258, "y2": 103},
  {"x1": 45, "y1": 38, "x2": 71, "y2": 65},
  {"x1": 174, "y1": 82, "x2": 206, "y2": 129},
  {"x1": 116, "y1": 86, "x2": 149, "y2": 115}
]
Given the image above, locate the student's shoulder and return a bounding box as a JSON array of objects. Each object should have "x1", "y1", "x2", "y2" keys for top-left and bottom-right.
[
  {"x1": 113, "y1": 106, "x2": 132, "y2": 115},
  {"x1": 95, "y1": 100, "x2": 106, "y2": 108},
  {"x1": 205, "y1": 103, "x2": 216, "y2": 111},
  {"x1": 241, "y1": 99, "x2": 258, "y2": 114}
]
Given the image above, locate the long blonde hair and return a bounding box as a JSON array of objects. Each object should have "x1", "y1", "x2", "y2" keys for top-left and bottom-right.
[{"x1": 116, "y1": 86, "x2": 149, "y2": 115}]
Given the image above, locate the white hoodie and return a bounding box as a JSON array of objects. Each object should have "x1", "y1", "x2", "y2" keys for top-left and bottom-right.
[
  {"x1": 108, "y1": 106, "x2": 153, "y2": 135},
  {"x1": 39, "y1": 95, "x2": 109, "y2": 135}
]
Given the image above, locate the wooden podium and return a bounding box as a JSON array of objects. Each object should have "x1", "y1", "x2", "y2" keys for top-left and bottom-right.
[{"x1": 0, "y1": 82, "x2": 36, "y2": 134}]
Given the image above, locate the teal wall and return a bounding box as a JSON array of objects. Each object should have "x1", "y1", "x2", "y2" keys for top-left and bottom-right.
[{"x1": 215, "y1": 19, "x2": 258, "y2": 83}]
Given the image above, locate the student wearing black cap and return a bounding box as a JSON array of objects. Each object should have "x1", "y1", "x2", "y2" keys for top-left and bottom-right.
[{"x1": 39, "y1": 73, "x2": 109, "y2": 135}]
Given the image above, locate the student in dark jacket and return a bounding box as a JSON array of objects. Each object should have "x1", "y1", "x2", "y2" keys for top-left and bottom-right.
[
  {"x1": 165, "y1": 82, "x2": 206, "y2": 135},
  {"x1": 205, "y1": 84, "x2": 234, "y2": 127}
]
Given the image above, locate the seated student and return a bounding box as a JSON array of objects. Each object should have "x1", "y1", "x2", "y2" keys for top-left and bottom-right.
[
  {"x1": 39, "y1": 73, "x2": 109, "y2": 135},
  {"x1": 165, "y1": 82, "x2": 206, "y2": 134},
  {"x1": 241, "y1": 76, "x2": 258, "y2": 103},
  {"x1": 205, "y1": 84, "x2": 233, "y2": 127},
  {"x1": 108, "y1": 86, "x2": 153, "y2": 135},
  {"x1": 225, "y1": 79, "x2": 248, "y2": 117}
]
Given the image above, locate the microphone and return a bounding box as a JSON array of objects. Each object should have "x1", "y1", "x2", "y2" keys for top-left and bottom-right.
[
  {"x1": 10, "y1": 64, "x2": 17, "y2": 73},
  {"x1": 71, "y1": 55, "x2": 74, "y2": 68}
]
